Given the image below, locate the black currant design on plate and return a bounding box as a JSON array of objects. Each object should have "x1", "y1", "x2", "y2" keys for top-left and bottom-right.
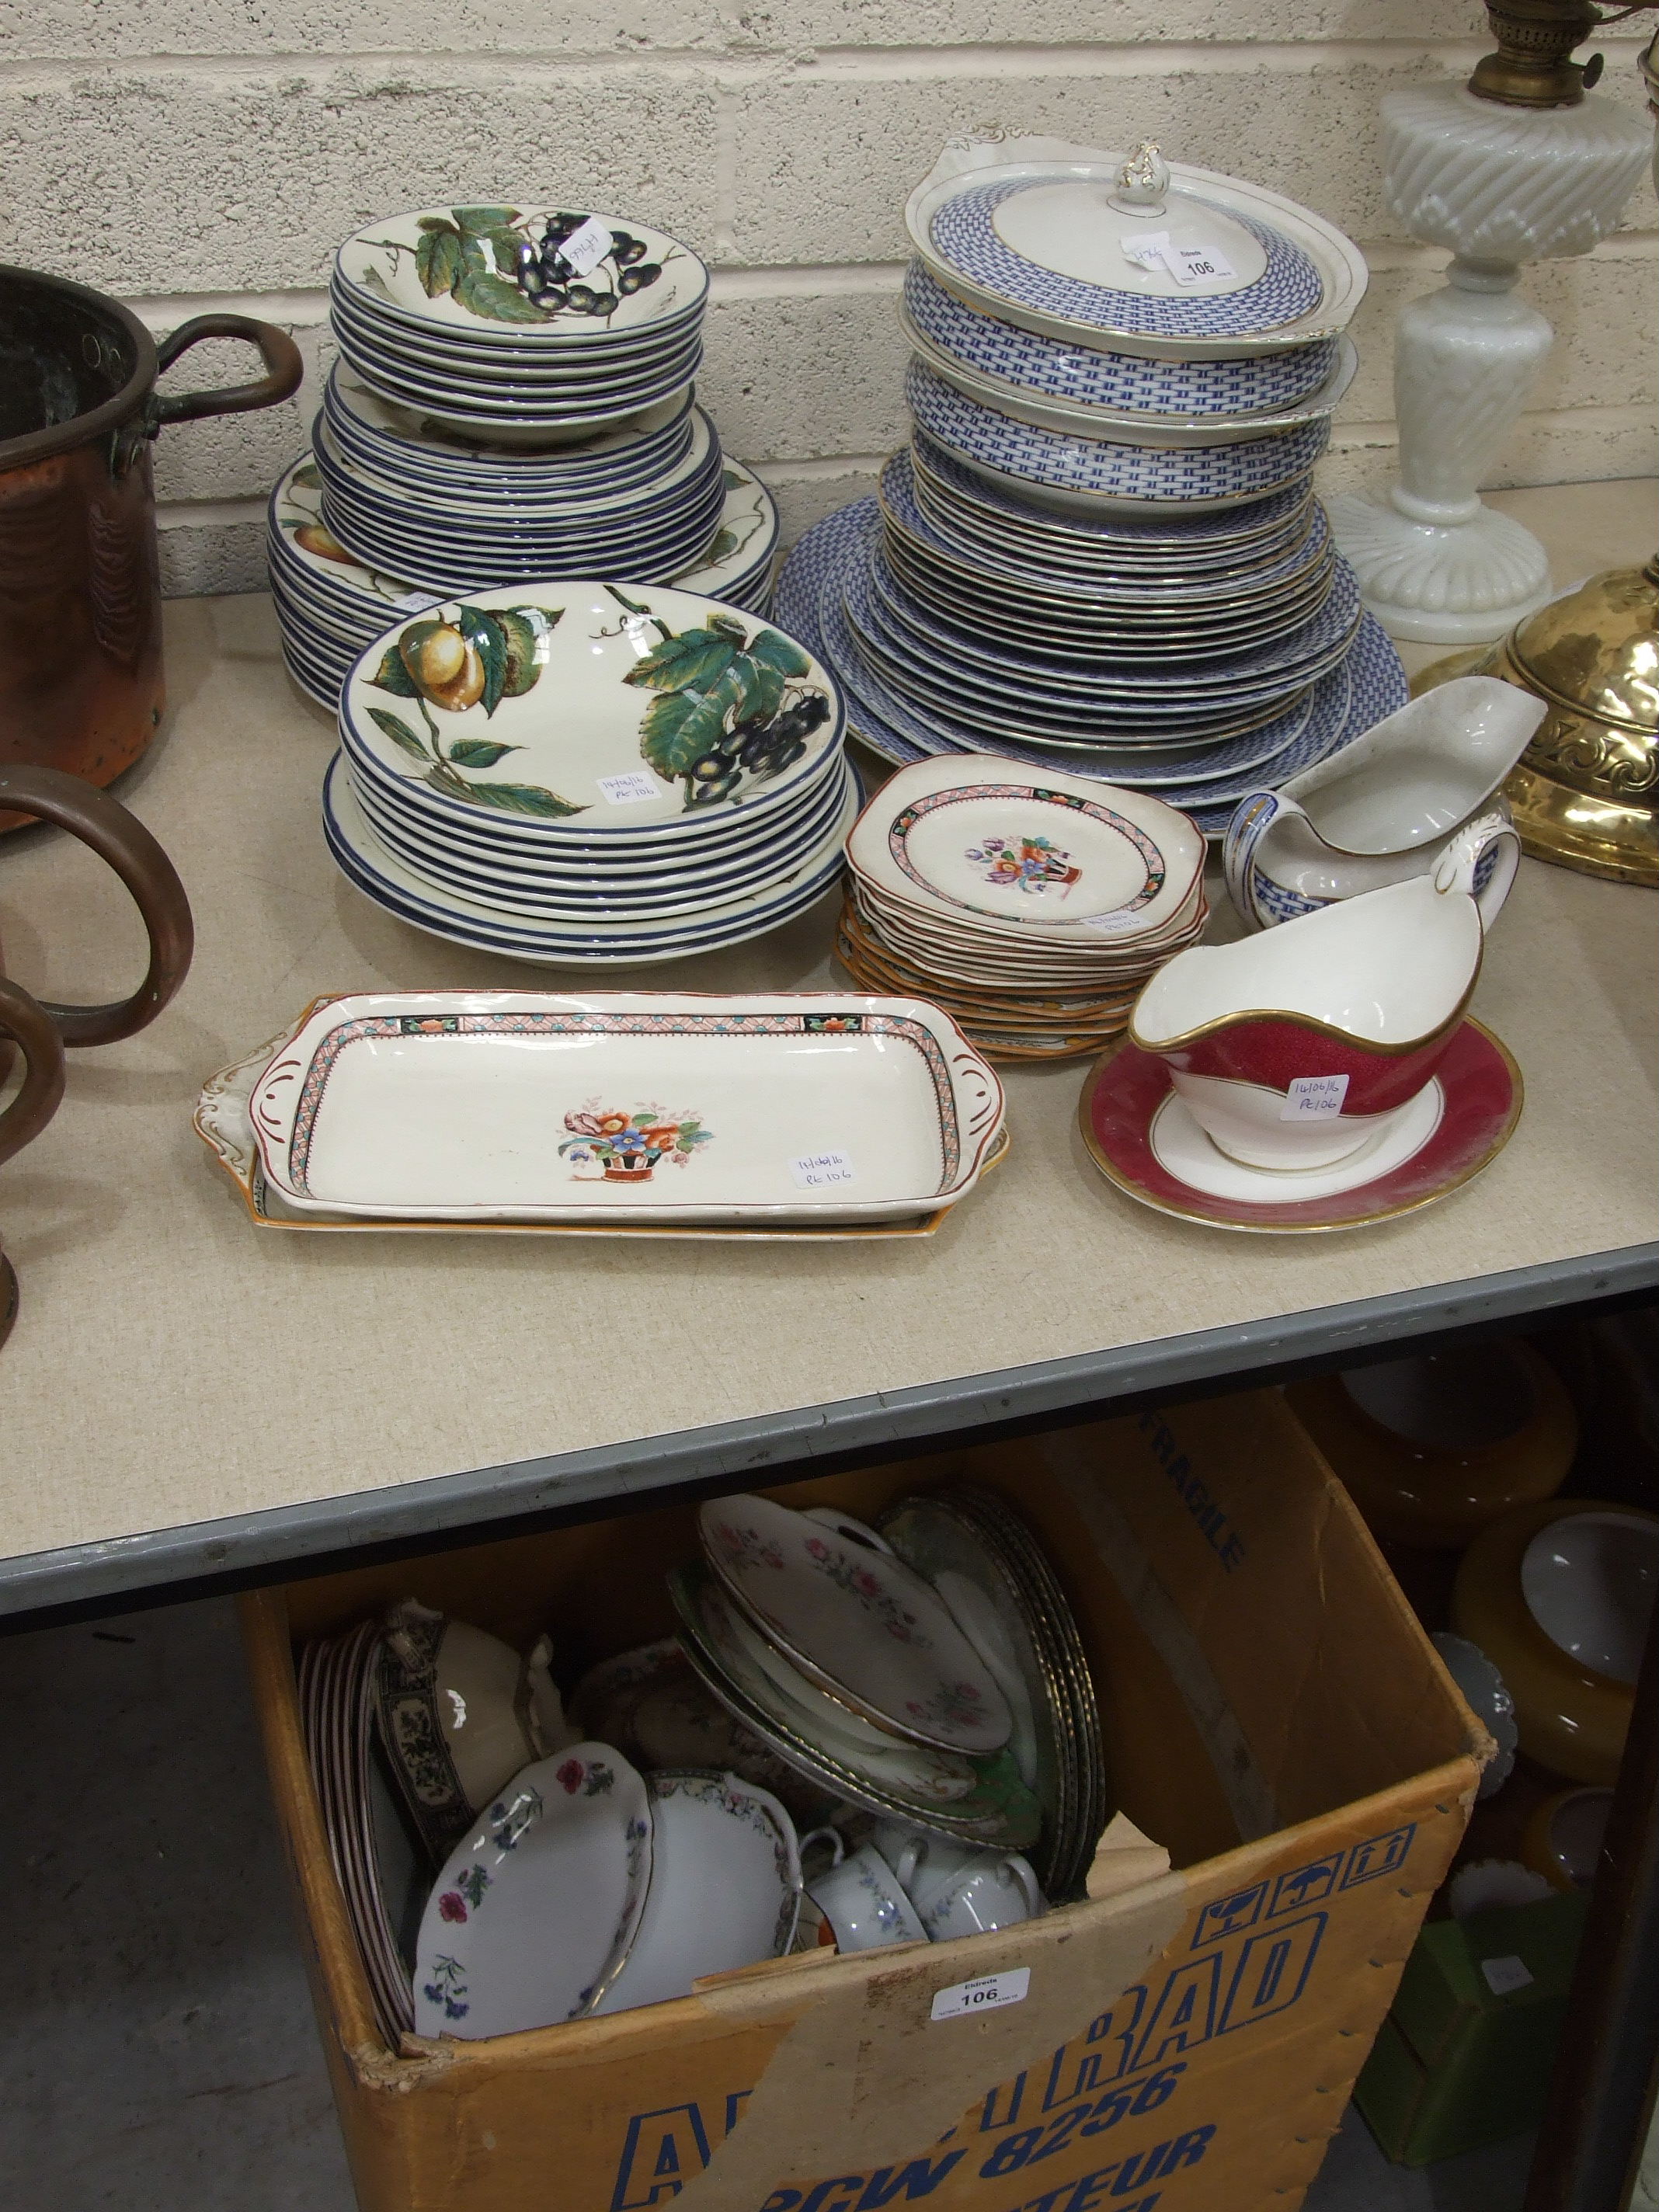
[
  {"x1": 608, "y1": 586, "x2": 833, "y2": 809},
  {"x1": 361, "y1": 207, "x2": 673, "y2": 326}
]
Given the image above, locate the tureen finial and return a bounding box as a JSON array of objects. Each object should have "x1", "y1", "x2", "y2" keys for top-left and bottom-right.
[{"x1": 1109, "y1": 141, "x2": 1170, "y2": 214}]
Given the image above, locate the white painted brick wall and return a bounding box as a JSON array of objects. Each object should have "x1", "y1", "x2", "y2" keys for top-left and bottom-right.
[{"x1": 2, "y1": 9, "x2": 1650, "y2": 594}]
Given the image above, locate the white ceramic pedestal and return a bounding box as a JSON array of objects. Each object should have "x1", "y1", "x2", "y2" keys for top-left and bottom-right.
[{"x1": 1330, "y1": 82, "x2": 1651, "y2": 645}]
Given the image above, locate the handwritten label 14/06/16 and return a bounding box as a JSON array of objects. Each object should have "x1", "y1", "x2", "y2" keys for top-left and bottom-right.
[
  {"x1": 930, "y1": 1967, "x2": 1031, "y2": 2022},
  {"x1": 596, "y1": 770, "x2": 661, "y2": 806},
  {"x1": 1279, "y1": 1073, "x2": 1350, "y2": 1123},
  {"x1": 790, "y1": 1149, "x2": 855, "y2": 1191}
]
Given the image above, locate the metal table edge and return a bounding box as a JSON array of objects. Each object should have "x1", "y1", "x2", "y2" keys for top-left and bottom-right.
[{"x1": 9, "y1": 1237, "x2": 1657, "y2": 1621}]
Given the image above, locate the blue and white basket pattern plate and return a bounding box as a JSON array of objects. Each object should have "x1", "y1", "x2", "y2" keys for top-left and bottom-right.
[
  {"x1": 910, "y1": 432, "x2": 1315, "y2": 555},
  {"x1": 929, "y1": 183, "x2": 1323, "y2": 341},
  {"x1": 773, "y1": 499, "x2": 1406, "y2": 831},
  {"x1": 906, "y1": 363, "x2": 1329, "y2": 507},
  {"x1": 881, "y1": 450, "x2": 1333, "y2": 617},
  {"x1": 903, "y1": 266, "x2": 1339, "y2": 417}
]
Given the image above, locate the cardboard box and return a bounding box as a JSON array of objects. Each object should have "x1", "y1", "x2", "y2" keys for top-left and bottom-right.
[
  {"x1": 241, "y1": 1389, "x2": 1487, "y2": 2212},
  {"x1": 1355, "y1": 1890, "x2": 1588, "y2": 2165}
]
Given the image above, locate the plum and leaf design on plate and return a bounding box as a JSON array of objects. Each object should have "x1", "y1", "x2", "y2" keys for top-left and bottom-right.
[
  {"x1": 366, "y1": 603, "x2": 585, "y2": 819},
  {"x1": 361, "y1": 205, "x2": 673, "y2": 325},
  {"x1": 966, "y1": 833, "x2": 1081, "y2": 899},
  {"x1": 559, "y1": 1101, "x2": 715, "y2": 1185},
  {"x1": 607, "y1": 588, "x2": 833, "y2": 809}
]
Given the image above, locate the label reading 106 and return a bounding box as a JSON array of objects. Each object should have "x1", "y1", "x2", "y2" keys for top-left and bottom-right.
[{"x1": 930, "y1": 1967, "x2": 1030, "y2": 2021}]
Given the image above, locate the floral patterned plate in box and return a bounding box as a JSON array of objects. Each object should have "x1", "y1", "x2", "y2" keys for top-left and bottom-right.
[
  {"x1": 412, "y1": 1744, "x2": 652, "y2": 2039},
  {"x1": 245, "y1": 989, "x2": 1006, "y2": 1224},
  {"x1": 590, "y1": 1770, "x2": 801, "y2": 2014},
  {"x1": 669, "y1": 1563, "x2": 1042, "y2": 1847},
  {"x1": 698, "y1": 1492, "x2": 1014, "y2": 1751}
]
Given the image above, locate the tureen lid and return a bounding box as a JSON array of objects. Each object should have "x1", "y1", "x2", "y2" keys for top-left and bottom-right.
[{"x1": 905, "y1": 134, "x2": 1366, "y2": 359}]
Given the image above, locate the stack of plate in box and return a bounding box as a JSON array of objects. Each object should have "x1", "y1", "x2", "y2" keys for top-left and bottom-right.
[
  {"x1": 776, "y1": 141, "x2": 1408, "y2": 837},
  {"x1": 269, "y1": 203, "x2": 780, "y2": 705},
  {"x1": 836, "y1": 757, "x2": 1207, "y2": 1059},
  {"x1": 324, "y1": 581, "x2": 854, "y2": 965}
]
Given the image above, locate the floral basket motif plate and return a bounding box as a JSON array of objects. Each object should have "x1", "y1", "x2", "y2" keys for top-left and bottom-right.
[
  {"x1": 412, "y1": 1744, "x2": 652, "y2": 2038},
  {"x1": 698, "y1": 1492, "x2": 1014, "y2": 1750},
  {"x1": 197, "y1": 1032, "x2": 1009, "y2": 1241},
  {"x1": 245, "y1": 989, "x2": 1005, "y2": 1223},
  {"x1": 847, "y1": 757, "x2": 1205, "y2": 936}
]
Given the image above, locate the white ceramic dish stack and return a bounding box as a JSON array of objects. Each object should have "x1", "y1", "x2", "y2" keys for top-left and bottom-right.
[
  {"x1": 836, "y1": 757, "x2": 1209, "y2": 1060},
  {"x1": 322, "y1": 582, "x2": 861, "y2": 965},
  {"x1": 777, "y1": 138, "x2": 1408, "y2": 835},
  {"x1": 330, "y1": 205, "x2": 710, "y2": 441},
  {"x1": 269, "y1": 454, "x2": 778, "y2": 710},
  {"x1": 269, "y1": 203, "x2": 781, "y2": 707}
]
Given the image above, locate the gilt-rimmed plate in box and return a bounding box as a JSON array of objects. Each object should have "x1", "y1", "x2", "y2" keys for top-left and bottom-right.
[
  {"x1": 246, "y1": 989, "x2": 1005, "y2": 1224},
  {"x1": 669, "y1": 1561, "x2": 1042, "y2": 1849}
]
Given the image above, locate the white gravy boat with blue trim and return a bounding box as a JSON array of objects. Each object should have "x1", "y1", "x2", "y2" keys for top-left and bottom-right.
[{"x1": 1224, "y1": 676, "x2": 1545, "y2": 932}]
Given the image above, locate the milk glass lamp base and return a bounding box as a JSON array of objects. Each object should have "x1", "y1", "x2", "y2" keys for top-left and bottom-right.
[{"x1": 1328, "y1": 490, "x2": 1554, "y2": 645}]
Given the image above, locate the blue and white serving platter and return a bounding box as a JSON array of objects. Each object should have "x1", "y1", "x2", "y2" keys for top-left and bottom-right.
[
  {"x1": 906, "y1": 362, "x2": 1330, "y2": 516},
  {"x1": 905, "y1": 151, "x2": 1367, "y2": 360},
  {"x1": 901, "y1": 265, "x2": 1340, "y2": 419}
]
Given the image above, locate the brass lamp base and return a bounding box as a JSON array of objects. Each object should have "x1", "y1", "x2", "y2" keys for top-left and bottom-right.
[{"x1": 1415, "y1": 558, "x2": 1659, "y2": 889}]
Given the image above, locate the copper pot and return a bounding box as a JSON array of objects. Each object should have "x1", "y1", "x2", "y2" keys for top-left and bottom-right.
[
  {"x1": 0, "y1": 974, "x2": 68, "y2": 1346},
  {"x1": 0, "y1": 264, "x2": 302, "y2": 832}
]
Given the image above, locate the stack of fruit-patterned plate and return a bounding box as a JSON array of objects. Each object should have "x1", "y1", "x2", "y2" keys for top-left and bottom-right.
[
  {"x1": 836, "y1": 756, "x2": 1207, "y2": 1060},
  {"x1": 269, "y1": 451, "x2": 778, "y2": 709},
  {"x1": 329, "y1": 204, "x2": 708, "y2": 442},
  {"x1": 324, "y1": 582, "x2": 855, "y2": 966},
  {"x1": 269, "y1": 203, "x2": 780, "y2": 708}
]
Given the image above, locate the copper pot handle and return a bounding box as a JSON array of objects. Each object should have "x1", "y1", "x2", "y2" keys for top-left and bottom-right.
[
  {"x1": 0, "y1": 976, "x2": 65, "y2": 1167},
  {"x1": 0, "y1": 765, "x2": 193, "y2": 1046},
  {"x1": 151, "y1": 312, "x2": 303, "y2": 428}
]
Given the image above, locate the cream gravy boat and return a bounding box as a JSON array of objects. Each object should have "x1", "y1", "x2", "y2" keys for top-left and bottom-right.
[{"x1": 1223, "y1": 676, "x2": 1544, "y2": 932}]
